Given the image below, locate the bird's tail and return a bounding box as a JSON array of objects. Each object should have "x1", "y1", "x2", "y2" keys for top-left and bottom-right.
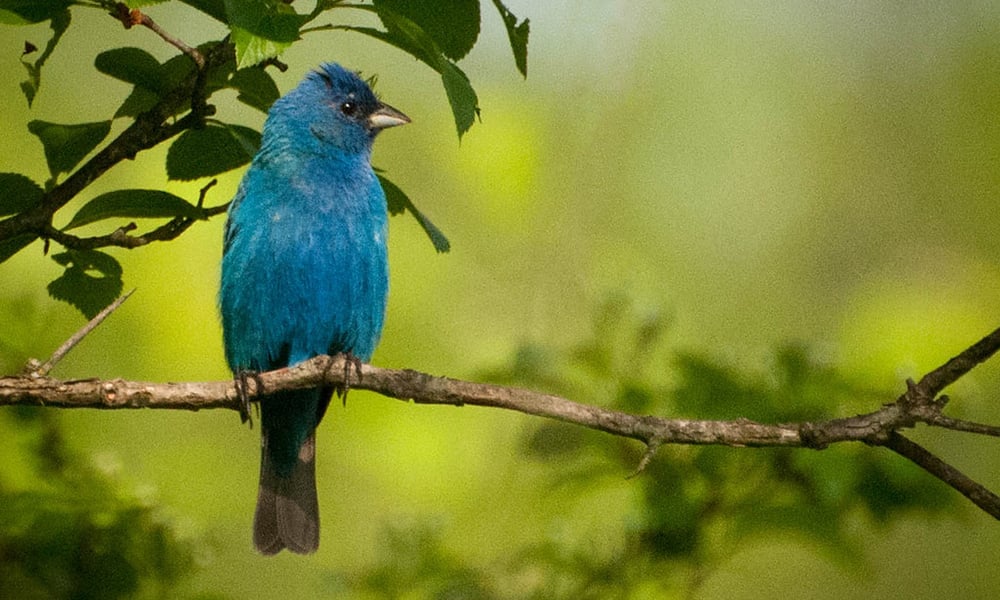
[{"x1": 253, "y1": 389, "x2": 323, "y2": 555}]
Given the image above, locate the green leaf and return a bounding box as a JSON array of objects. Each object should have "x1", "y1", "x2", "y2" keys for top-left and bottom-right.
[
  {"x1": 0, "y1": 0, "x2": 72, "y2": 24},
  {"x1": 166, "y1": 123, "x2": 260, "y2": 180},
  {"x1": 0, "y1": 233, "x2": 37, "y2": 264},
  {"x1": 47, "y1": 251, "x2": 124, "y2": 319},
  {"x1": 378, "y1": 174, "x2": 450, "y2": 253},
  {"x1": 222, "y1": 122, "x2": 263, "y2": 156},
  {"x1": 304, "y1": 0, "x2": 345, "y2": 24},
  {"x1": 125, "y1": 0, "x2": 169, "y2": 7},
  {"x1": 106, "y1": 54, "x2": 178, "y2": 118},
  {"x1": 178, "y1": 0, "x2": 226, "y2": 23},
  {"x1": 0, "y1": 173, "x2": 43, "y2": 216},
  {"x1": 18, "y1": 7, "x2": 69, "y2": 106},
  {"x1": 64, "y1": 189, "x2": 205, "y2": 230},
  {"x1": 27, "y1": 120, "x2": 112, "y2": 179},
  {"x1": 115, "y1": 86, "x2": 161, "y2": 118},
  {"x1": 162, "y1": 46, "x2": 229, "y2": 93},
  {"x1": 95, "y1": 47, "x2": 165, "y2": 93},
  {"x1": 342, "y1": 6, "x2": 481, "y2": 138},
  {"x1": 101, "y1": 42, "x2": 233, "y2": 118},
  {"x1": 440, "y1": 62, "x2": 479, "y2": 138},
  {"x1": 373, "y1": 0, "x2": 480, "y2": 61},
  {"x1": 354, "y1": 7, "x2": 441, "y2": 67},
  {"x1": 231, "y1": 26, "x2": 293, "y2": 68},
  {"x1": 224, "y1": 0, "x2": 305, "y2": 42},
  {"x1": 229, "y1": 67, "x2": 280, "y2": 112},
  {"x1": 491, "y1": 0, "x2": 529, "y2": 77}
]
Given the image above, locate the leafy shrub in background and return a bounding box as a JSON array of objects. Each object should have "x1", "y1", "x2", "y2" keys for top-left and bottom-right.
[
  {"x1": 0, "y1": 408, "x2": 204, "y2": 600},
  {"x1": 340, "y1": 296, "x2": 955, "y2": 599}
]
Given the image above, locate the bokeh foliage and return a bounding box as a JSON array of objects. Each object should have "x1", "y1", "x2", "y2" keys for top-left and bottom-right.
[
  {"x1": 2, "y1": 2, "x2": 999, "y2": 599},
  {"x1": 0, "y1": 297, "x2": 958, "y2": 598},
  {"x1": 0, "y1": 408, "x2": 203, "y2": 600}
]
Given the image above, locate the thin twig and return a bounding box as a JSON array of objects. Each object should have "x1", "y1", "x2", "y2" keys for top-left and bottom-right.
[
  {"x1": 197, "y1": 179, "x2": 218, "y2": 208},
  {"x1": 882, "y1": 431, "x2": 1000, "y2": 519},
  {"x1": 40, "y1": 202, "x2": 228, "y2": 251},
  {"x1": 915, "y1": 326, "x2": 1000, "y2": 397},
  {"x1": 925, "y1": 414, "x2": 1000, "y2": 437},
  {"x1": 113, "y1": 3, "x2": 205, "y2": 68},
  {"x1": 27, "y1": 289, "x2": 135, "y2": 378}
]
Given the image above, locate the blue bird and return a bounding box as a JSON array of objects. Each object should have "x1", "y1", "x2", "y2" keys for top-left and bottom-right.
[{"x1": 219, "y1": 63, "x2": 409, "y2": 554}]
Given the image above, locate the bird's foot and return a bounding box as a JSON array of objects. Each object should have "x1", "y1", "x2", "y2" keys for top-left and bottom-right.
[
  {"x1": 234, "y1": 369, "x2": 264, "y2": 426},
  {"x1": 335, "y1": 352, "x2": 364, "y2": 405}
]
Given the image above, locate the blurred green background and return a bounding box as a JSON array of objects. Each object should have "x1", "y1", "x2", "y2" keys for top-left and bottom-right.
[{"x1": 2, "y1": 1, "x2": 999, "y2": 598}]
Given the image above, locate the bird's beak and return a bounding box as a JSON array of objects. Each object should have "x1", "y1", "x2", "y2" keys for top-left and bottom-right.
[{"x1": 369, "y1": 103, "x2": 410, "y2": 130}]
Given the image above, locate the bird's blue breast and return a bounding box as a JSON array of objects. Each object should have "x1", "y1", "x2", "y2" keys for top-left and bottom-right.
[{"x1": 220, "y1": 151, "x2": 389, "y2": 371}]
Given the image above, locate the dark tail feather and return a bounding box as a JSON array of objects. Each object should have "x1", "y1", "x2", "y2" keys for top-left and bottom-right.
[{"x1": 254, "y1": 432, "x2": 320, "y2": 554}]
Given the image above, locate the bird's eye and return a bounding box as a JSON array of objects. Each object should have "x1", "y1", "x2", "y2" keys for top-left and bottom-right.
[{"x1": 339, "y1": 101, "x2": 357, "y2": 116}]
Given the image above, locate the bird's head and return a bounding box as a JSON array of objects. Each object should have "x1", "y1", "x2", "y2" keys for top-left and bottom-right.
[{"x1": 269, "y1": 63, "x2": 410, "y2": 156}]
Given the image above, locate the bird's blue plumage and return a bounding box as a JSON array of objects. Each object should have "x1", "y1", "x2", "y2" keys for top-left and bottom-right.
[{"x1": 219, "y1": 63, "x2": 409, "y2": 555}]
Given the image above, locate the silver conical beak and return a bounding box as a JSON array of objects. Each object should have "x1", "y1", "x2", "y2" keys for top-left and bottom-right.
[{"x1": 369, "y1": 102, "x2": 410, "y2": 130}]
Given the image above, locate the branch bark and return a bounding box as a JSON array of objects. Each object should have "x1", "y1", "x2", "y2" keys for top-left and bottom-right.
[
  {"x1": 3, "y1": 325, "x2": 999, "y2": 519},
  {"x1": 0, "y1": 40, "x2": 233, "y2": 246}
]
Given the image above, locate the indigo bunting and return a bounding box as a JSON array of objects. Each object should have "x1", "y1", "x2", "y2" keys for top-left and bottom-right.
[{"x1": 219, "y1": 63, "x2": 409, "y2": 554}]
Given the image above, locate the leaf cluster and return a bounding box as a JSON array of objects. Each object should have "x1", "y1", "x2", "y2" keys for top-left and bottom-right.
[
  {"x1": 0, "y1": 408, "x2": 205, "y2": 600},
  {"x1": 0, "y1": 0, "x2": 528, "y2": 317}
]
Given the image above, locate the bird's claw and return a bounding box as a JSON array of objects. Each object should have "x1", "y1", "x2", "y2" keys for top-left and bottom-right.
[
  {"x1": 336, "y1": 352, "x2": 364, "y2": 405},
  {"x1": 234, "y1": 369, "x2": 264, "y2": 426}
]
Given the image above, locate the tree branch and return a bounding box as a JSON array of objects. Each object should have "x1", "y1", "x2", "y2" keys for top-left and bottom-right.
[
  {"x1": 39, "y1": 202, "x2": 228, "y2": 251},
  {"x1": 111, "y1": 3, "x2": 206, "y2": 69},
  {"x1": 0, "y1": 41, "x2": 233, "y2": 245},
  {"x1": 883, "y1": 431, "x2": 1000, "y2": 518},
  {"x1": 3, "y1": 326, "x2": 999, "y2": 519}
]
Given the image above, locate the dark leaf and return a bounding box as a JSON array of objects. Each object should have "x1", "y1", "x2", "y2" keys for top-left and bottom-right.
[
  {"x1": 47, "y1": 251, "x2": 124, "y2": 319},
  {"x1": 104, "y1": 42, "x2": 231, "y2": 118},
  {"x1": 229, "y1": 67, "x2": 280, "y2": 112},
  {"x1": 95, "y1": 47, "x2": 165, "y2": 93},
  {"x1": 304, "y1": 0, "x2": 345, "y2": 23},
  {"x1": 342, "y1": 7, "x2": 480, "y2": 138},
  {"x1": 221, "y1": 123, "x2": 262, "y2": 156},
  {"x1": 115, "y1": 86, "x2": 161, "y2": 119},
  {"x1": 109, "y1": 52, "x2": 192, "y2": 118},
  {"x1": 166, "y1": 123, "x2": 260, "y2": 180},
  {"x1": 490, "y1": 0, "x2": 529, "y2": 77},
  {"x1": 373, "y1": 0, "x2": 480, "y2": 61},
  {"x1": 0, "y1": 233, "x2": 37, "y2": 264},
  {"x1": 0, "y1": 0, "x2": 72, "y2": 24},
  {"x1": 352, "y1": 6, "x2": 441, "y2": 67},
  {"x1": 378, "y1": 174, "x2": 450, "y2": 253},
  {"x1": 18, "y1": 7, "x2": 69, "y2": 107},
  {"x1": 178, "y1": 0, "x2": 226, "y2": 23},
  {"x1": 224, "y1": 0, "x2": 304, "y2": 42},
  {"x1": 0, "y1": 172, "x2": 43, "y2": 216},
  {"x1": 64, "y1": 189, "x2": 205, "y2": 230},
  {"x1": 27, "y1": 120, "x2": 112, "y2": 178},
  {"x1": 440, "y1": 61, "x2": 479, "y2": 138},
  {"x1": 160, "y1": 45, "x2": 233, "y2": 95}
]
